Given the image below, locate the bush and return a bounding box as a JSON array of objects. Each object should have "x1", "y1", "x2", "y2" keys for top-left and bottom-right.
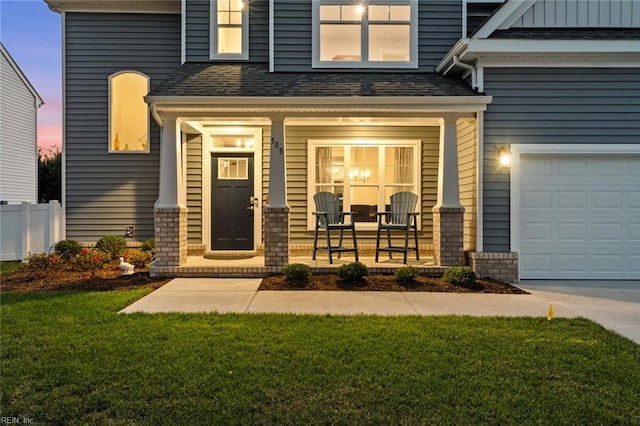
[
  {"x1": 96, "y1": 235, "x2": 127, "y2": 261},
  {"x1": 122, "y1": 249, "x2": 153, "y2": 268},
  {"x1": 141, "y1": 238, "x2": 155, "y2": 254},
  {"x1": 281, "y1": 263, "x2": 312, "y2": 284},
  {"x1": 75, "y1": 248, "x2": 109, "y2": 272},
  {"x1": 337, "y1": 262, "x2": 368, "y2": 282},
  {"x1": 442, "y1": 266, "x2": 476, "y2": 287},
  {"x1": 395, "y1": 266, "x2": 419, "y2": 284},
  {"x1": 53, "y1": 239, "x2": 82, "y2": 261},
  {"x1": 24, "y1": 252, "x2": 61, "y2": 275}
]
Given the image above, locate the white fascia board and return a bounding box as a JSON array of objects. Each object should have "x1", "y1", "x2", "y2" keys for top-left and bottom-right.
[
  {"x1": 435, "y1": 39, "x2": 469, "y2": 74},
  {"x1": 0, "y1": 43, "x2": 44, "y2": 107},
  {"x1": 472, "y1": 0, "x2": 536, "y2": 39},
  {"x1": 146, "y1": 96, "x2": 493, "y2": 113},
  {"x1": 45, "y1": 0, "x2": 180, "y2": 13},
  {"x1": 466, "y1": 39, "x2": 640, "y2": 54}
]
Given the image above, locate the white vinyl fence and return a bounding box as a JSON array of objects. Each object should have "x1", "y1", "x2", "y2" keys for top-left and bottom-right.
[{"x1": 0, "y1": 201, "x2": 63, "y2": 261}]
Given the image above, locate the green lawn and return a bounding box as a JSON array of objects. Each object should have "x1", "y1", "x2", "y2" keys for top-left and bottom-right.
[
  {"x1": 1, "y1": 290, "x2": 639, "y2": 425},
  {"x1": 0, "y1": 261, "x2": 23, "y2": 276}
]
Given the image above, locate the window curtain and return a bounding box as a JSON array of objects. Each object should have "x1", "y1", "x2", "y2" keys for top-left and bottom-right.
[
  {"x1": 394, "y1": 147, "x2": 412, "y2": 185},
  {"x1": 317, "y1": 147, "x2": 333, "y2": 191}
]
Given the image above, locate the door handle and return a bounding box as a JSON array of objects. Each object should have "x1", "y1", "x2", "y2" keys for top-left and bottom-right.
[{"x1": 246, "y1": 196, "x2": 259, "y2": 211}]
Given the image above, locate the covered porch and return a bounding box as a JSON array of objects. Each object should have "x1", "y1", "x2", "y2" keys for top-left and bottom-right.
[{"x1": 144, "y1": 63, "x2": 494, "y2": 277}]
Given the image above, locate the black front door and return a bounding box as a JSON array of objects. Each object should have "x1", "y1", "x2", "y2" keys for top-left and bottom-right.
[{"x1": 211, "y1": 153, "x2": 254, "y2": 250}]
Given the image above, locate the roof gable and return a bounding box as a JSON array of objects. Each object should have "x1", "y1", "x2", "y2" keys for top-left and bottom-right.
[
  {"x1": 0, "y1": 43, "x2": 43, "y2": 107},
  {"x1": 473, "y1": 0, "x2": 640, "y2": 39}
]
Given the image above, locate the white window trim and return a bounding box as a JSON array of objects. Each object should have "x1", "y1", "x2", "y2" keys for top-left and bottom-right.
[
  {"x1": 202, "y1": 126, "x2": 263, "y2": 251},
  {"x1": 307, "y1": 139, "x2": 421, "y2": 231},
  {"x1": 108, "y1": 70, "x2": 150, "y2": 154},
  {"x1": 312, "y1": 0, "x2": 418, "y2": 69},
  {"x1": 210, "y1": 0, "x2": 249, "y2": 60}
]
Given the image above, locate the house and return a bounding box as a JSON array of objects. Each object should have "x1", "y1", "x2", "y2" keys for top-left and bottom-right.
[
  {"x1": 0, "y1": 42, "x2": 43, "y2": 204},
  {"x1": 44, "y1": 0, "x2": 640, "y2": 282}
]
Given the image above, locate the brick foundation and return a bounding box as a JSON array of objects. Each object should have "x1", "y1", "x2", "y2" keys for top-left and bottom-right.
[
  {"x1": 263, "y1": 206, "x2": 290, "y2": 267},
  {"x1": 154, "y1": 206, "x2": 188, "y2": 266},
  {"x1": 432, "y1": 206, "x2": 464, "y2": 266},
  {"x1": 467, "y1": 252, "x2": 519, "y2": 283}
]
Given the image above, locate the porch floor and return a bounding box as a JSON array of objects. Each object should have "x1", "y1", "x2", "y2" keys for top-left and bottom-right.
[{"x1": 151, "y1": 255, "x2": 448, "y2": 278}]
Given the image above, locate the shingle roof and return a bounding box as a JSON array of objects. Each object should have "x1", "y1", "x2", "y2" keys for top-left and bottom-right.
[
  {"x1": 148, "y1": 63, "x2": 478, "y2": 98},
  {"x1": 489, "y1": 28, "x2": 640, "y2": 40}
]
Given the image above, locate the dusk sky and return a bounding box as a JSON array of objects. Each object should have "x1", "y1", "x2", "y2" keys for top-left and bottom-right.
[{"x1": 1, "y1": 0, "x2": 62, "y2": 151}]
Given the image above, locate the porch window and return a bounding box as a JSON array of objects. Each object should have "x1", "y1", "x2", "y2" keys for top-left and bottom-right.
[
  {"x1": 210, "y1": 0, "x2": 249, "y2": 60},
  {"x1": 308, "y1": 140, "x2": 420, "y2": 230},
  {"x1": 312, "y1": 0, "x2": 418, "y2": 69},
  {"x1": 108, "y1": 71, "x2": 149, "y2": 153}
]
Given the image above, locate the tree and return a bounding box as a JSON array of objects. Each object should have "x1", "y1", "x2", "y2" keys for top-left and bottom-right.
[{"x1": 38, "y1": 147, "x2": 61, "y2": 203}]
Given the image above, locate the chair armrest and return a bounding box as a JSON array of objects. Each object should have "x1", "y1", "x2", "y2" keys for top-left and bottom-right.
[{"x1": 312, "y1": 211, "x2": 328, "y2": 216}]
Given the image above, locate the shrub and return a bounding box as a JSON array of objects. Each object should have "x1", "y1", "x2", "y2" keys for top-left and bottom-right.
[
  {"x1": 96, "y1": 235, "x2": 127, "y2": 261},
  {"x1": 24, "y1": 252, "x2": 61, "y2": 274},
  {"x1": 53, "y1": 239, "x2": 82, "y2": 261},
  {"x1": 395, "y1": 266, "x2": 419, "y2": 284},
  {"x1": 337, "y1": 262, "x2": 368, "y2": 282},
  {"x1": 122, "y1": 249, "x2": 153, "y2": 268},
  {"x1": 141, "y1": 238, "x2": 155, "y2": 254},
  {"x1": 442, "y1": 266, "x2": 476, "y2": 287},
  {"x1": 282, "y1": 263, "x2": 312, "y2": 284},
  {"x1": 75, "y1": 248, "x2": 109, "y2": 272}
]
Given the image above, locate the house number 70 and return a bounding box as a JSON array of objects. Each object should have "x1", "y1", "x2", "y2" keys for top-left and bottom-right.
[{"x1": 271, "y1": 137, "x2": 283, "y2": 155}]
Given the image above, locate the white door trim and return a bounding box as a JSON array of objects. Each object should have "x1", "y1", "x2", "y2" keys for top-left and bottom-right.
[
  {"x1": 201, "y1": 126, "x2": 263, "y2": 252},
  {"x1": 510, "y1": 144, "x2": 640, "y2": 279}
]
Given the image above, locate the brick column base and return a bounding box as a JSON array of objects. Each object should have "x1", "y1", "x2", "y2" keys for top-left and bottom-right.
[
  {"x1": 432, "y1": 206, "x2": 464, "y2": 266},
  {"x1": 467, "y1": 252, "x2": 519, "y2": 283},
  {"x1": 264, "y1": 205, "x2": 290, "y2": 267},
  {"x1": 154, "y1": 206, "x2": 188, "y2": 266}
]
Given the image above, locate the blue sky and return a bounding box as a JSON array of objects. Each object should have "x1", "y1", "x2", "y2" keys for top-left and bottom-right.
[{"x1": 1, "y1": 0, "x2": 61, "y2": 150}]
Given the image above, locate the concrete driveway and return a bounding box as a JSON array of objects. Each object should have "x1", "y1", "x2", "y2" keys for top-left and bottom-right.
[{"x1": 518, "y1": 280, "x2": 640, "y2": 344}]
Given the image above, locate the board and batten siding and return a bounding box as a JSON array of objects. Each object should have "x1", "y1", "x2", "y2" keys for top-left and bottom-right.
[
  {"x1": 283, "y1": 126, "x2": 440, "y2": 247},
  {"x1": 457, "y1": 118, "x2": 477, "y2": 252},
  {"x1": 65, "y1": 13, "x2": 181, "y2": 242},
  {"x1": 185, "y1": 0, "x2": 269, "y2": 62},
  {"x1": 0, "y1": 48, "x2": 38, "y2": 203},
  {"x1": 513, "y1": 0, "x2": 640, "y2": 27},
  {"x1": 273, "y1": 0, "x2": 462, "y2": 72},
  {"x1": 482, "y1": 67, "x2": 640, "y2": 252}
]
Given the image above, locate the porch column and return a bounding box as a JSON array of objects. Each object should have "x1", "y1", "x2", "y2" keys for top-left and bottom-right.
[
  {"x1": 432, "y1": 115, "x2": 465, "y2": 266},
  {"x1": 154, "y1": 115, "x2": 187, "y2": 267},
  {"x1": 264, "y1": 117, "x2": 290, "y2": 267}
]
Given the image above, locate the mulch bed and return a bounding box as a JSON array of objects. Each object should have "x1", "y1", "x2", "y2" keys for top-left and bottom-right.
[
  {"x1": 260, "y1": 274, "x2": 528, "y2": 294},
  {"x1": 2, "y1": 267, "x2": 526, "y2": 294}
]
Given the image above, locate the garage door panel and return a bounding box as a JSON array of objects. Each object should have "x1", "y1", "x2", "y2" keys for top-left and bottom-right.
[
  {"x1": 518, "y1": 155, "x2": 640, "y2": 280},
  {"x1": 557, "y1": 191, "x2": 587, "y2": 209}
]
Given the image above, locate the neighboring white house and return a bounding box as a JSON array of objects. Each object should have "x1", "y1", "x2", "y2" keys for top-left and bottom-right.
[{"x1": 0, "y1": 42, "x2": 43, "y2": 204}]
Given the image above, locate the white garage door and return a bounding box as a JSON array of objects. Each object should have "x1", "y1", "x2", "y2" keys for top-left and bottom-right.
[{"x1": 518, "y1": 154, "x2": 640, "y2": 279}]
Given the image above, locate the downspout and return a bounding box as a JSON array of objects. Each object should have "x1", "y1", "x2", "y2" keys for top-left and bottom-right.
[
  {"x1": 150, "y1": 102, "x2": 164, "y2": 127},
  {"x1": 453, "y1": 55, "x2": 478, "y2": 92}
]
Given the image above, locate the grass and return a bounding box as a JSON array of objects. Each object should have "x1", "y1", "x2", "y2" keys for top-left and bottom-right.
[
  {"x1": 0, "y1": 261, "x2": 23, "y2": 276},
  {"x1": 1, "y1": 291, "x2": 639, "y2": 425}
]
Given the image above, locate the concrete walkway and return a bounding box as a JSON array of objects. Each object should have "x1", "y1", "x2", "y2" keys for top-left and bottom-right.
[{"x1": 120, "y1": 278, "x2": 640, "y2": 344}]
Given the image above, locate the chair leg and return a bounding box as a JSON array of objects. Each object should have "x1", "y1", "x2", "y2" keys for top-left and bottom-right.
[
  {"x1": 403, "y1": 226, "x2": 409, "y2": 264},
  {"x1": 312, "y1": 224, "x2": 319, "y2": 260},
  {"x1": 325, "y1": 227, "x2": 333, "y2": 264},
  {"x1": 413, "y1": 220, "x2": 420, "y2": 261},
  {"x1": 351, "y1": 225, "x2": 359, "y2": 262},
  {"x1": 337, "y1": 229, "x2": 344, "y2": 259},
  {"x1": 387, "y1": 228, "x2": 392, "y2": 259},
  {"x1": 375, "y1": 223, "x2": 382, "y2": 262}
]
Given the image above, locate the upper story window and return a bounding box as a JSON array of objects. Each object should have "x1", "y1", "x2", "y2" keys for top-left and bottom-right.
[
  {"x1": 108, "y1": 71, "x2": 149, "y2": 153},
  {"x1": 312, "y1": 0, "x2": 418, "y2": 69},
  {"x1": 211, "y1": 0, "x2": 249, "y2": 60}
]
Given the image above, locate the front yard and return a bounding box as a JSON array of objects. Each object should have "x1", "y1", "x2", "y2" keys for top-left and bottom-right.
[{"x1": 1, "y1": 290, "x2": 639, "y2": 424}]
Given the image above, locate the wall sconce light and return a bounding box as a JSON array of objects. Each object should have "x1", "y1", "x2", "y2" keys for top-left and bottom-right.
[{"x1": 496, "y1": 146, "x2": 511, "y2": 167}]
